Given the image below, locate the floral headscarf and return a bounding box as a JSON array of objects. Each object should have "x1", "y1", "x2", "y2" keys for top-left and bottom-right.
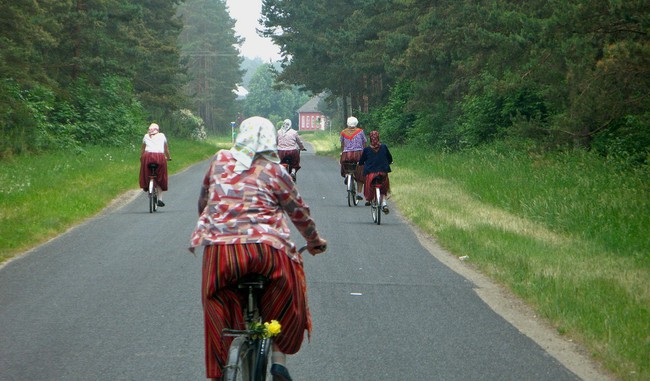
[
  {"x1": 230, "y1": 116, "x2": 280, "y2": 173},
  {"x1": 369, "y1": 130, "x2": 381, "y2": 152}
]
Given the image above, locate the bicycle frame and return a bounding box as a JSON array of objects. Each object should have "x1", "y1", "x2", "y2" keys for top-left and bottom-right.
[
  {"x1": 222, "y1": 246, "x2": 316, "y2": 381},
  {"x1": 223, "y1": 276, "x2": 270, "y2": 381},
  {"x1": 280, "y1": 156, "x2": 296, "y2": 182}
]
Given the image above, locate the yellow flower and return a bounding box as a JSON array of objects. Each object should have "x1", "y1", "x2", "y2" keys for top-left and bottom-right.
[{"x1": 265, "y1": 320, "x2": 282, "y2": 336}]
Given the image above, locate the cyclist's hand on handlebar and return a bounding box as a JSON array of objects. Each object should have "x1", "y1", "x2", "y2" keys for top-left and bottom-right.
[{"x1": 307, "y1": 238, "x2": 327, "y2": 256}]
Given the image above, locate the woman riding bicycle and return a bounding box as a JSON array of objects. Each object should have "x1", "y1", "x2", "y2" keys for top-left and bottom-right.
[
  {"x1": 139, "y1": 123, "x2": 171, "y2": 207},
  {"x1": 340, "y1": 116, "x2": 366, "y2": 201},
  {"x1": 359, "y1": 130, "x2": 393, "y2": 213},
  {"x1": 189, "y1": 116, "x2": 327, "y2": 381},
  {"x1": 277, "y1": 119, "x2": 306, "y2": 179}
]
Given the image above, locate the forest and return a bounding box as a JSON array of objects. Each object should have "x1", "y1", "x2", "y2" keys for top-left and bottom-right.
[
  {"x1": 1, "y1": 0, "x2": 243, "y2": 157},
  {"x1": 1, "y1": 0, "x2": 648, "y2": 167},
  {"x1": 262, "y1": 0, "x2": 649, "y2": 165}
]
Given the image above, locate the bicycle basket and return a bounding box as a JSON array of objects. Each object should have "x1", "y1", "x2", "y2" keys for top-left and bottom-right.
[{"x1": 342, "y1": 161, "x2": 357, "y2": 173}]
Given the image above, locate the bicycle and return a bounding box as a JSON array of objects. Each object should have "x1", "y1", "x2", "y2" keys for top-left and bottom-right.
[
  {"x1": 280, "y1": 155, "x2": 297, "y2": 182},
  {"x1": 369, "y1": 174, "x2": 387, "y2": 225},
  {"x1": 342, "y1": 161, "x2": 359, "y2": 207},
  {"x1": 147, "y1": 162, "x2": 159, "y2": 213},
  {"x1": 222, "y1": 245, "x2": 322, "y2": 381}
]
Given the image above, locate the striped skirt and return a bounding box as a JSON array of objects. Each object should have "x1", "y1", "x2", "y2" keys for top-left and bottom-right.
[{"x1": 201, "y1": 243, "x2": 311, "y2": 379}]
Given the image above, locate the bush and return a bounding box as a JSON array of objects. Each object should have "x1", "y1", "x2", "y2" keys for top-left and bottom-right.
[
  {"x1": 167, "y1": 109, "x2": 206, "y2": 140},
  {"x1": 591, "y1": 113, "x2": 650, "y2": 166}
]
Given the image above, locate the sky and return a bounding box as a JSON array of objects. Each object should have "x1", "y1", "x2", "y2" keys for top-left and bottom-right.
[{"x1": 225, "y1": 0, "x2": 281, "y2": 61}]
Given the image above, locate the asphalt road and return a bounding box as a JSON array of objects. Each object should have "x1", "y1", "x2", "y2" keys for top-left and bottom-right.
[{"x1": 1, "y1": 145, "x2": 583, "y2": 380}]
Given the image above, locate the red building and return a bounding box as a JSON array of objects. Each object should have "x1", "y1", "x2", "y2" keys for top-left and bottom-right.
[{"x1": 297, "y1": 94, "x2": 327, "y2": 131}]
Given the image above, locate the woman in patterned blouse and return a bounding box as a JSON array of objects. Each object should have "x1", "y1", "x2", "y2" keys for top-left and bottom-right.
[
  {"x1": 189, "y1": 116, "x2": 327, "y2": 381},
  {"x1": 339, "y1": 116, "x2": 367, "y2": 200}
]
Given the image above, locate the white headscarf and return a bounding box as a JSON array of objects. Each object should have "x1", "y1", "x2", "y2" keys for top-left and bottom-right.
[
  {"x1": 148, "y1": 123, "x2": 160, "y2": 136},
  {"x1": 230, "y1": 116, "x2": 280, "y2": 173},
  {"x1": 280, "y1": 119, "x2": 292, "y2": 134}
]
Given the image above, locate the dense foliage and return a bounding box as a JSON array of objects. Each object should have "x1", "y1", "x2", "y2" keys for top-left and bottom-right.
[
  {"x1": 0, "y1": 0, "x2": 242, "y2": 157},
  {"x1": 261, "y1": 0, "x2": 650, "y2": 164}
]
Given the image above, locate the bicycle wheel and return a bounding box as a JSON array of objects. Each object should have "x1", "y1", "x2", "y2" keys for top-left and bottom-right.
[
  {"x1": 375, "y1": 187, "x2": 382, "y2": 225},
  {"x1": 346, "y1": 175, "x2": 354, "y2": 207},
  {"x1": 224, "y1": 336, "x2": 253, "y2": 381},
  {"x1": 371, "y1": 196, "x2": 378, "y2": 223},
  {"x1": 148, "y1": 179, "x2": 155, "y2": 213},
  {"x1": 252, "y1": 338, "x2": 272, "y2": 381}
]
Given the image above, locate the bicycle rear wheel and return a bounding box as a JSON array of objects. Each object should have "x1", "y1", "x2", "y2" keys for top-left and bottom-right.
[
  {"x1": 371, "y1": 199, "x2": 378, "y2": 223},
  {"x1": 346, "y1": 175, "x2": 355, "y2": 207},
  {"x1": 224, "y1": 336, "x2": 253, "y2": 381},
  {"x1": 375, "y1": 187, "x2": 382, "y2": 225},
  {"x1": 148, "y1": 179, "x2": 155, "y2": 213}
]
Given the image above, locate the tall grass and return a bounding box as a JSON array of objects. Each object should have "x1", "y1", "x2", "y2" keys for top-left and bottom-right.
[
  {"x1": 391, "y1": 144, "x2": 649, "y2": 381},
  {"x1": 0, "y1": 138, "x2": 226, "y2": 263}
]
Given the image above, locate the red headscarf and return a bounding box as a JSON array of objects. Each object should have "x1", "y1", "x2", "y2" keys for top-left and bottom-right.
[{"x1": 369, "y1": 130, "x2": 381, "y2": 152}]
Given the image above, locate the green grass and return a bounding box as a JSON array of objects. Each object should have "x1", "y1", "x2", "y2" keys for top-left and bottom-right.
[
  {"x1": 299, "y1": 130, "x2": 340, "y2": 154},
  {"x1": 0, "y1": 137, "x2": 228, "y2": 263},
  {"x1": 303, "y1": 134, "x2": 649, "y2": 381}
]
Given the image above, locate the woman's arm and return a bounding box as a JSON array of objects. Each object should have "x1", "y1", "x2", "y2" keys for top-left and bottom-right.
[
  {"x1": 385, "y1": 145, "x2": 393, "y2": 164},
  {"x1": 295, "y1": 132, "x2": 305, "y2": 150},
  {"x1": 164, "y1": 142, "x2": 171, "y2": 160},
  {"x1": 197, "y1": 175, "x2": 210, "y2": 215}
]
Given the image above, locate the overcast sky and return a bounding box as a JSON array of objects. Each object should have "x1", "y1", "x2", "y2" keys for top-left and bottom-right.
[{"x1": 225, "y1": 0, "x2": 281, "y2": 61}]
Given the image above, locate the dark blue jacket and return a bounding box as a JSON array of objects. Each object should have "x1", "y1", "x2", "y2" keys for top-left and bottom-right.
[{"x1": 359, "y1": 144, "x2": 393, "y2": 176}]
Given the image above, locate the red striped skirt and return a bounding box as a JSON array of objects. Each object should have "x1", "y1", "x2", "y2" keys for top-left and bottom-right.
[
  {"x1": 201, "y1": 243, "x2": 311, "y2": 379},
  {"x1": 139, "y1": 152, "x2": 168, "y2": 191}
]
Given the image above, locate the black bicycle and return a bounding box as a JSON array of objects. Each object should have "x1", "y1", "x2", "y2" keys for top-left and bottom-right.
[
  {"x1": 280, "y1": 156, "x2": 296, "y2": 182},
  {"x1": 147, "y1": 163, "x2": 159, "y2": 213},
  {"x1": 222, "y1": 245, "x2": 322, "y2": 381}
]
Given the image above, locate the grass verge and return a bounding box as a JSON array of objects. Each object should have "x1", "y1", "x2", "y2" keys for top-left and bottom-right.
[
  {"x1": 0, "y1": 137, "x2": 228, "y2": 263},
  {"x1": 303, "y1": 132, "x2": 649, "y2": 381}
]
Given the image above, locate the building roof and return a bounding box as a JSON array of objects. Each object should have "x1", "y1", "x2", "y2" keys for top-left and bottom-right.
[{"x1": 297, "y1": 94, "x2": 324, "y2": 113}]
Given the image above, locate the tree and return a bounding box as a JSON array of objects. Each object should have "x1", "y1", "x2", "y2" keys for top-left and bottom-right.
[
  {"x1": 178, "y1": 0, "x2": 243, "y2": 133},
  {"x1": 242, "y1": 64, "x2": 310, "y2": 124}
]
